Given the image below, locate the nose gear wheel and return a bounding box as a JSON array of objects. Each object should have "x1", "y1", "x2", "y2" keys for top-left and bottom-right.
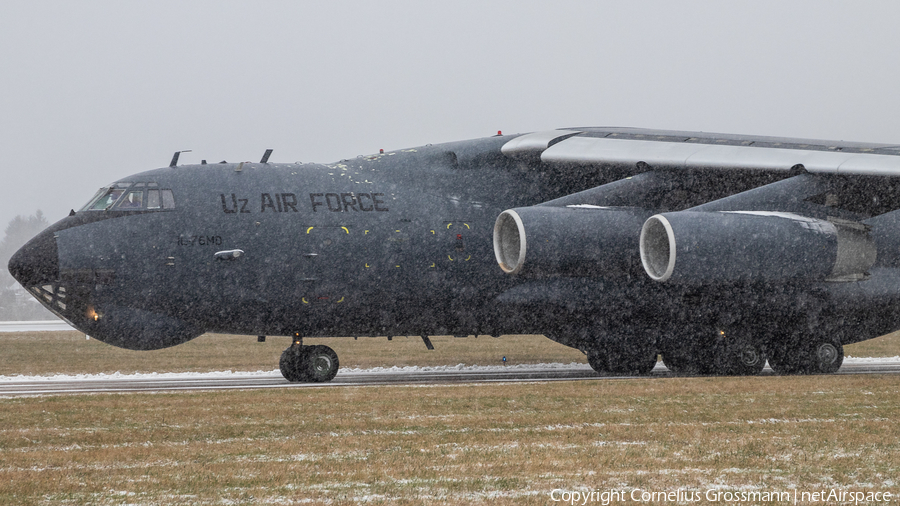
[{"x1": 280, "y1": 344, "x2": 340, "y2": 382}]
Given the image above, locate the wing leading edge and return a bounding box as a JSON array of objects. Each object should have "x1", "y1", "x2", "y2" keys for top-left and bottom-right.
[{"x1": 506, "y1": 129, "x2": 900, "y2": 176}]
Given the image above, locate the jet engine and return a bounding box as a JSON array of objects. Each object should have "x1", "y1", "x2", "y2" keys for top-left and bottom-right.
[
  {"x1": 639, "y1": 211, "x2": 876, "y2": 283},
  {"x1": 493, "y1": 206, "x2": 650, "y2": 276}
]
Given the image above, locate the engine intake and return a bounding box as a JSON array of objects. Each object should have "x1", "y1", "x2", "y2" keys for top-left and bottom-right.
[
  {"x1": 494, "y1": 206, "x2": 650, "y2": 276},
  {"x1": 639, "y1": 211, "x2": 876, "y2": 283}
]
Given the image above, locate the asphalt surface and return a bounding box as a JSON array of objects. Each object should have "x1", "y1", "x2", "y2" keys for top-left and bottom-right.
[
  {"x1": 0, "y1": 320, "x2": 74, "y2": 332},
  {"x1": 2, "y1": 360, "x2": 899, "y2": 397}
]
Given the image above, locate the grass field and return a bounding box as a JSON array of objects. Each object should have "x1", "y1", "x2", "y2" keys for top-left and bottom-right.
[
  {"x1": 1, "y1": 375, "x2": 899, "y2": 505},
  {"x1": 1, "y1": 331, "x2": 899, "y2": 505},
  {"x1": 1, "y1": 330, "x2": 898, "y2": 377}
]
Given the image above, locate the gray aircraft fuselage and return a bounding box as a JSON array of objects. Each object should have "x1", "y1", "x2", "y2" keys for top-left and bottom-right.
[{"x1": 11, "y1": 127, "x2": 900, "y2": 378}]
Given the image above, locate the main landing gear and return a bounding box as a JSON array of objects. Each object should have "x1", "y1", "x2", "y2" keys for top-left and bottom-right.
[
  {"x1": 586, "y1": 341, "x2": 658, "y2": 376},
  {"x1": 661, "y1": 327, "x2": 767, "y2": 376},
  {"x1": 279, "y1": 341, "x2": 340, "y2": 382},
  {"x1": 768, "y1": 334, "x2": 843, "y2": 375}
]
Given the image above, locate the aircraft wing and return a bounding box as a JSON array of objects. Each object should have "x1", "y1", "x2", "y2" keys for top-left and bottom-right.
[{"x1": 504, "y1": 128, "x2": 900, "y2": 176}]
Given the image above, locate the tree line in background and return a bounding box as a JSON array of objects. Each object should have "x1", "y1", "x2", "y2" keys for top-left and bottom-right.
[{"x1": 0, "y1": 211, "x2": 55, "y2": 320}]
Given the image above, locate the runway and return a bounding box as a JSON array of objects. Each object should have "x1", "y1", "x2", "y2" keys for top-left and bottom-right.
[
  {"x1": 0, "y1": 320, "x2": 75, "y2": 332},
  {"x1": 1, "y1": 359, "x2": 899, "y2": 397}
]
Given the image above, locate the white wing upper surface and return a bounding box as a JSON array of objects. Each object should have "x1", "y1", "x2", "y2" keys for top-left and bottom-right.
[{"x1": 503, "y1": 129, "x2": 900, "y2": 176}]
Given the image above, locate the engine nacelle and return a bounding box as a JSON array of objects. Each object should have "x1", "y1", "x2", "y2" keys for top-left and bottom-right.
[
  {"x1": 493, "y1": 206, "x2": 650, "y2": 276},
  {"x1": 639, "y1": 211, "x2": 876, "y2": 283}
]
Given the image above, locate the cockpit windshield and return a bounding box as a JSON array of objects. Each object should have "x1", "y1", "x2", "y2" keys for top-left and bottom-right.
[{"x1": 81, "y1": 182, "x2": 175, "y2": 211}]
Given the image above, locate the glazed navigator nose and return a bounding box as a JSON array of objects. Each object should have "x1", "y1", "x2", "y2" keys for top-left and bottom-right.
[{"x1": 8, "y1": 229, "x2": 59, "y2": 288}]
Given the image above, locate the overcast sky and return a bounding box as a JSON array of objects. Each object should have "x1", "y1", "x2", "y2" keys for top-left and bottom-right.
[{"x1": 3, "y1": 1, "x2": 900, "y2": 228}]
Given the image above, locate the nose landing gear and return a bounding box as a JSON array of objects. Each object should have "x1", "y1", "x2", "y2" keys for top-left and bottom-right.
[{"x1": 279, "y1": 343, "x2": 340, "y2": 382}]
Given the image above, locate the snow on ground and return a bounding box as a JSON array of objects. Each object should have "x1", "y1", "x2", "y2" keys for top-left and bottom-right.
[
  {"x1": 0, "y1": 357, "x2": 897, "y2": 383},
  {"x1": 0, "y1": 362, "x2": 589, "y2": 383}
]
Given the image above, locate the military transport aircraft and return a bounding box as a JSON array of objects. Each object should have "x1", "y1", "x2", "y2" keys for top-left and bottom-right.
[{"x1": 9, "y1": 127, "x2": 900, "y2": 382}]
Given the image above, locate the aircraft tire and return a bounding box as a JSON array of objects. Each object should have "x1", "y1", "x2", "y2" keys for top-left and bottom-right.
[
  {"x1": 304, "y1": 345, "x2": 340, "y2": 382},
  {"x1": 714, "y1": 340, "x2": 767, "y2": 376},
  {"x1": 609, "y1": 347, "x2": 657, "y2": 376},
  {"x1": 807, "y1": 337, "x2": 843, "y2": 374},
  {"x1": 586, "y1": 350, "x2": 612, "y2": 375},
  {"x1": 659, "y1": 325, "x2": 722, "y2": 375},
  {"x1": 769, "y1": 336, "x2": 843, "y2": 375},
  {"x1": 662, "y1": 353, "x2": 695, "y2": 375},
  {"x1": 662, "y1": 349, "x2": 716, "y2": 375},
  {"x1": 279, "y1": 345, "x2": 311, "y2": 382},
  {"x1": 278, "y1": 346, "x2": 307, "y2": 383},
  {"x1": 767, "y1": 346, "x2": 802, "y2": 375},
  {"x1": 587, "y1": 344, "x2": 656, "y2": 376}
]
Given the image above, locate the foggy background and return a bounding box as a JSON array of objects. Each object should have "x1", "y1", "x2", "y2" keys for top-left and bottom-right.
[{"x1": 2, "y1": 1, "x2": 900, "y2": 229}]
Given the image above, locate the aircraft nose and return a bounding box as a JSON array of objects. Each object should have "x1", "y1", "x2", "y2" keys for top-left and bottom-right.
[{"x1": 8, "y1": 229, "x2": 59, "y2": 288}]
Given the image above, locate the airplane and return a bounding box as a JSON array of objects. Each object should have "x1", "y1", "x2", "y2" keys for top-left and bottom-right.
[{"x1": 9, "y1": 127, "x2": 900, "y2": 382}]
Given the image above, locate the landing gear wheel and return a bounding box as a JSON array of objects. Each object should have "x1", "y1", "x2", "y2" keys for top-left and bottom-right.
[
  {"x1": 660, "y1": 326, "x2": 722, "y2": 375},
  {"x1": 715, "y1": 340, "x2": 767, "y2": 376},
  {"x1": 586, "y1": 350, "x2": 611, "y2": 375},
  {"x1": 280, "y1": 345, "x2": 310, "y2": 382},
  {"x1": 769, "y1": 336, "x2": 843, "y2": 375},
  {"x1": 662, "y1": 347, "x2": 717, "y2": 375},
  {"x1": 305, "y1": 345, "x2": 340, "y2": 382},
  {"x1": 609, "y1": 347, "x2": 657, "y2": 376},
  {"x1": 768, "y1": 345, "x2": 802, "y2": 375},
  {"x1": 809, "y1": 338, "x2": 843, "y2": 374},
  {"x1": 587, "y1": 345, "x2": 657, "y2": 376},
  {"x1": 662, "y1": 352, "x2": 701, "y2": 375},
  {"x1": 279, "y1": 345, "x2": 340, "y2": 382}
]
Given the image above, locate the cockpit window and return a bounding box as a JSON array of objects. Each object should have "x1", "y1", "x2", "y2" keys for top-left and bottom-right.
[
  {"x1": 85, "y1": 188, "x2": 126, "y2": 210},
  {"x1": 117, "y1": 190, "x2": 143, "y2": 209},
  {"x1": 147, "y1": 189, "x2": 161, "y2": 209},
  {"x1": 162, "y1": 190, "x2": 175, "y2": 209},
  {"x1": 80, "y1": 182, "x2": 175, "y2": 211}
]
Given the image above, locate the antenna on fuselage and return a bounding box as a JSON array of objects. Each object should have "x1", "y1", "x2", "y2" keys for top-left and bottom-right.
[
  {"x1": 260, "y1": 149, "x2": 273, "y2": 164},
  {"x1": 169, "y1": 150, "x2": 192, "y2": 167}
]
